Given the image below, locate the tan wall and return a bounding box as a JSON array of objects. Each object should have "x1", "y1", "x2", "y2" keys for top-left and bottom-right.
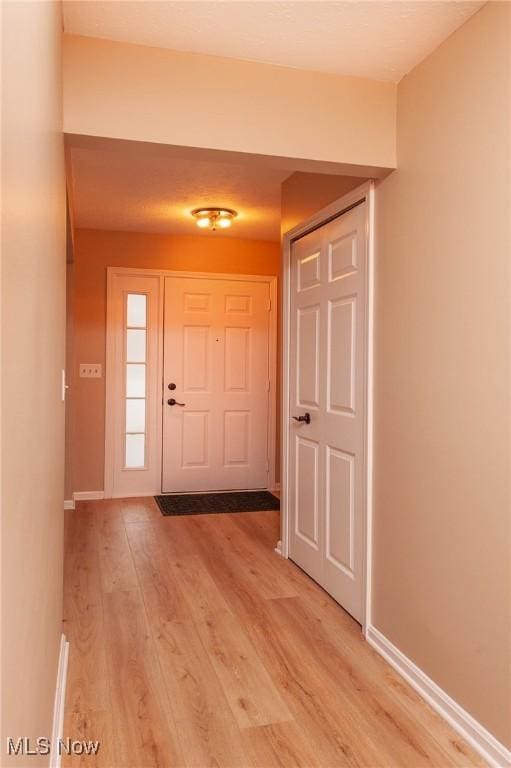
[
  {"x1": 1, "y1": 1, "x2": 66, "y2": 763},
  {"x1": 63, "y1": 34, "x2": 396, "y2": 173},
  {"x1": 67, "y1": 229, "x2": 281, "y2": 494},
  {"x1": 281, "y1": 172, "x2": 367, "y2": 235},
  {"x1": 374, "y1": 2, "x2": 511, "y2": 747}
]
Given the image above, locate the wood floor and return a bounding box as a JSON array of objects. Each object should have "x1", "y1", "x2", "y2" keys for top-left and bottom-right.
[{"x1": 63, "y1": 498, "x2": 484, "y2": 768}]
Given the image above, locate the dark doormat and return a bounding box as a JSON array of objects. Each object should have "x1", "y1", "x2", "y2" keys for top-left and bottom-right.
[{"x1": 155, "y1": 490, "x2": 280, "y2": 517}]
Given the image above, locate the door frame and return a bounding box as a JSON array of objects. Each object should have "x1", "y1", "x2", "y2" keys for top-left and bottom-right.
[
  {"x1": 279, "y1": 180, "x2": 375, "y2": 633},
  {"x1": 105, "y1": 267, "x2": 278, "y2": 498}
]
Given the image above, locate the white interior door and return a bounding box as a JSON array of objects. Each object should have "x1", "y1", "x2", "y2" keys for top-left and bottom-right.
[
  {"x1": 162, "y1": 276, "x2": 271, "y2": 493},
  {"x1": 289, "y1": 202, "x2": 367, "y2": 622}
]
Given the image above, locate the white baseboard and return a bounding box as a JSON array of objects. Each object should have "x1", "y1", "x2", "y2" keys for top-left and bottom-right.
[
  {"x1": 50, "y1": 634, "x2": 69, "y2": 768},
  {"x1": 73, "y1": 491, "x2": 105, "y2": 501},
  {"x1": 63, "y1": 500, "x2": 75, "y2": 510},
  {"x1": 274, "y1": 539, "x2": 285, "y2": 557},
  {"x1": 366, "y1": 625, "x2": 511, "y2": 768}
]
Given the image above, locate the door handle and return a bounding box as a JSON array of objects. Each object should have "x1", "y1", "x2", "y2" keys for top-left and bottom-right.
[
  {"x1": 292, "y1": 413, "x2": 311, "y2": 424},
  {"x1": 167, "y1": 398, "x2": 186, "y2": 407}
]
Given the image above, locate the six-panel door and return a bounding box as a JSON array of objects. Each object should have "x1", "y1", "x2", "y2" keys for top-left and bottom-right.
[
  {"x1": 162, "y1": 276, "x2": 271, "y2": 493},
  {"x1": 289, "y1": 203, "x2": 367, "y2": 622}
]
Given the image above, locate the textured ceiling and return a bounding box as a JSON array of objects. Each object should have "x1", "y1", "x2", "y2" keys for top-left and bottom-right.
[
  {"x1": 63, "y1": 1, "x2": 484, "y2": 83},
  {"x1": 69, "y1": 144, "x2": 291, "y2": 241}
]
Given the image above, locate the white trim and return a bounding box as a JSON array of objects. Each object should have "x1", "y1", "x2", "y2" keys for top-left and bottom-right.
[
  {"x1": 63, "y1": 499, "x2": 75, "y2": 510},
  {"x1": 108, "y1": 268, "x2": 277, "y2": 284},
  {"x1": 364, "y1": 182, "x2": 376, "y2": 631},
  {"x1": 366, "y1": 626, "x2": 511, "y2": 768},
  {"x1": 266, "y1": 276, "x2": 278, "y2": 492},
  {"x1": 280, "y1": 237, "x2": 291, "y2": 559},
  {"x1": 49, "y1": 634, "x2": 69, "y2": 768},
  {"x1": 73, "y1": 491, "x2": 105, "y2": 501},
  {"x1": 280, "y1": 181, "x2": 375, "y2": 632},
  {"x1": 105, "y1": 267, "x2": 278, "y2": 499},
  {"x1": 104, "y1": 267, "x2": 117, "y2": 499}
]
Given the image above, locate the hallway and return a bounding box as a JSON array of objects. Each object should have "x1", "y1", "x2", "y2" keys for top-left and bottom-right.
[{"x1": 63, "y1": 500, "x2": 482, "y2": 767}]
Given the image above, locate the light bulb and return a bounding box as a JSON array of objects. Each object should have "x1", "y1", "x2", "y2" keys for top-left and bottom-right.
[{"x1": 192, "y1": 207, "x2": 237, "y2": 230}]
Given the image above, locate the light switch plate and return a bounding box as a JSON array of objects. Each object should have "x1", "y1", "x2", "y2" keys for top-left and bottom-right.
[{"x1": 79, "y1": 363, "x2": 102, "y2": 378}]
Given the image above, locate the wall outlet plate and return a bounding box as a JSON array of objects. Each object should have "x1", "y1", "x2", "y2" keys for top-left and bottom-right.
[{"x1": 79, "y1": 363, "x2": 102, "y2": 378}]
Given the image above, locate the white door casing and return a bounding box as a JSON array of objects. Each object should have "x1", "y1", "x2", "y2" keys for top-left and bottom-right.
[
  {"x1": 162, "y1": 275, "x2": 272, "y2": 493},
  {"x1": 286, "y1": 192, "x2": 370, "y2": 624}
]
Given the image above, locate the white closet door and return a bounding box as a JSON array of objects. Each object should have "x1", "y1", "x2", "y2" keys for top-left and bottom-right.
[{"x1": 289, "y1": 202, "x2": 367, "y2": 622}]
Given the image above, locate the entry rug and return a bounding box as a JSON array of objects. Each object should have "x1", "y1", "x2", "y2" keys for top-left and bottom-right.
[{"x1": 155, "y1": 490, "x2": 280, "y2": 516}]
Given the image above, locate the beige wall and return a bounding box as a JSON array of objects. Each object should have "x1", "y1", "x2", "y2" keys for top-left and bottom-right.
[
  {"x1": 63, "y1": 34, "x2": 396, "y2": 174},
  {"x1": 281, "y1": 171, "x2": 367, "y2": 235},
  {"x1": 67, "y1": 229, "x2": 281, "y2": 494},
  {"x1": 374, "y1": 2, "x2": 511, "y2": 748},
  {"x1": 1, "y1": 1, "x2": 66, "y2": 763}
]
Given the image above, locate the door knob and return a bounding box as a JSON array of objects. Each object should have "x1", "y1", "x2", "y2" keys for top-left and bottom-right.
[
  {"x1": 168, "y1": 382, "x2": 176, "y2": 390},
  {"x1": 167, "y1": 398, "x2": 186, "y2": 407},
  {"x1": 292, "y1": 413, "x2": 311, "y2": 424}
]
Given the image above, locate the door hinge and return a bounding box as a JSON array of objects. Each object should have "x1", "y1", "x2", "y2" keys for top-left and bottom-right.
[{"x1": 265, "y1": 459, "x2": 270, "y2": 472}]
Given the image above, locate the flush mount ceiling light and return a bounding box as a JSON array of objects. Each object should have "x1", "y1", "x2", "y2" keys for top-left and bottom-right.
[{"x1": 191, "y1": 207, "x2": 238, "y2": 231}]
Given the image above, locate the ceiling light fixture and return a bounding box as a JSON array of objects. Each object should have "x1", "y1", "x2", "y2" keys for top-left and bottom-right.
[{"x1": 191, "y1": 207, "x2": 237, "y2": 231}]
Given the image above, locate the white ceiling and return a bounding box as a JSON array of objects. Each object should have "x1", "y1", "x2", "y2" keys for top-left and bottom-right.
[
  {"x1": 63, "y1": 0, "x2": 484, "y2": 83},
  {"x1": 68, "y1": 142, "x2": 291, "y2": 241}
]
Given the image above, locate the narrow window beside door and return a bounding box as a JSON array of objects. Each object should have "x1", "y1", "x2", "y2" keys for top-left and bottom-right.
[{"x1": 125, "y1": 293, "x2": 147, "y2": 468}]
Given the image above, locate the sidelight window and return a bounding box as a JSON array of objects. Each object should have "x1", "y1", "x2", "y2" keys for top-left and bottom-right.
[{"x1": 124, "y1": 293, "x2": 147, "y2": 468}]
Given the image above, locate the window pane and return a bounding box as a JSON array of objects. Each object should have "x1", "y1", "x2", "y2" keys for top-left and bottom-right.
[
  {"x1": 127, "y1": 294, "x2": 146, "y2": 328},
  {"x1": 126, "y1": 329, "x2": 146, "y2": 362},
  {"x1": 125, "y1": 433, "x2": 145, "y2": 468},
  {"x1": 126, "y1": 398, "x2": 145, "y2": 433},
  {"x1": 126, "y1": 364, "x2": 145, "y2": 397}
]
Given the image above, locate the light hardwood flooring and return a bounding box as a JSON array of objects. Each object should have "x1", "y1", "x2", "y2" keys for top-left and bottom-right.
[{"x1": 63, "y1": 498, "x2": 484, "y2": 768}]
